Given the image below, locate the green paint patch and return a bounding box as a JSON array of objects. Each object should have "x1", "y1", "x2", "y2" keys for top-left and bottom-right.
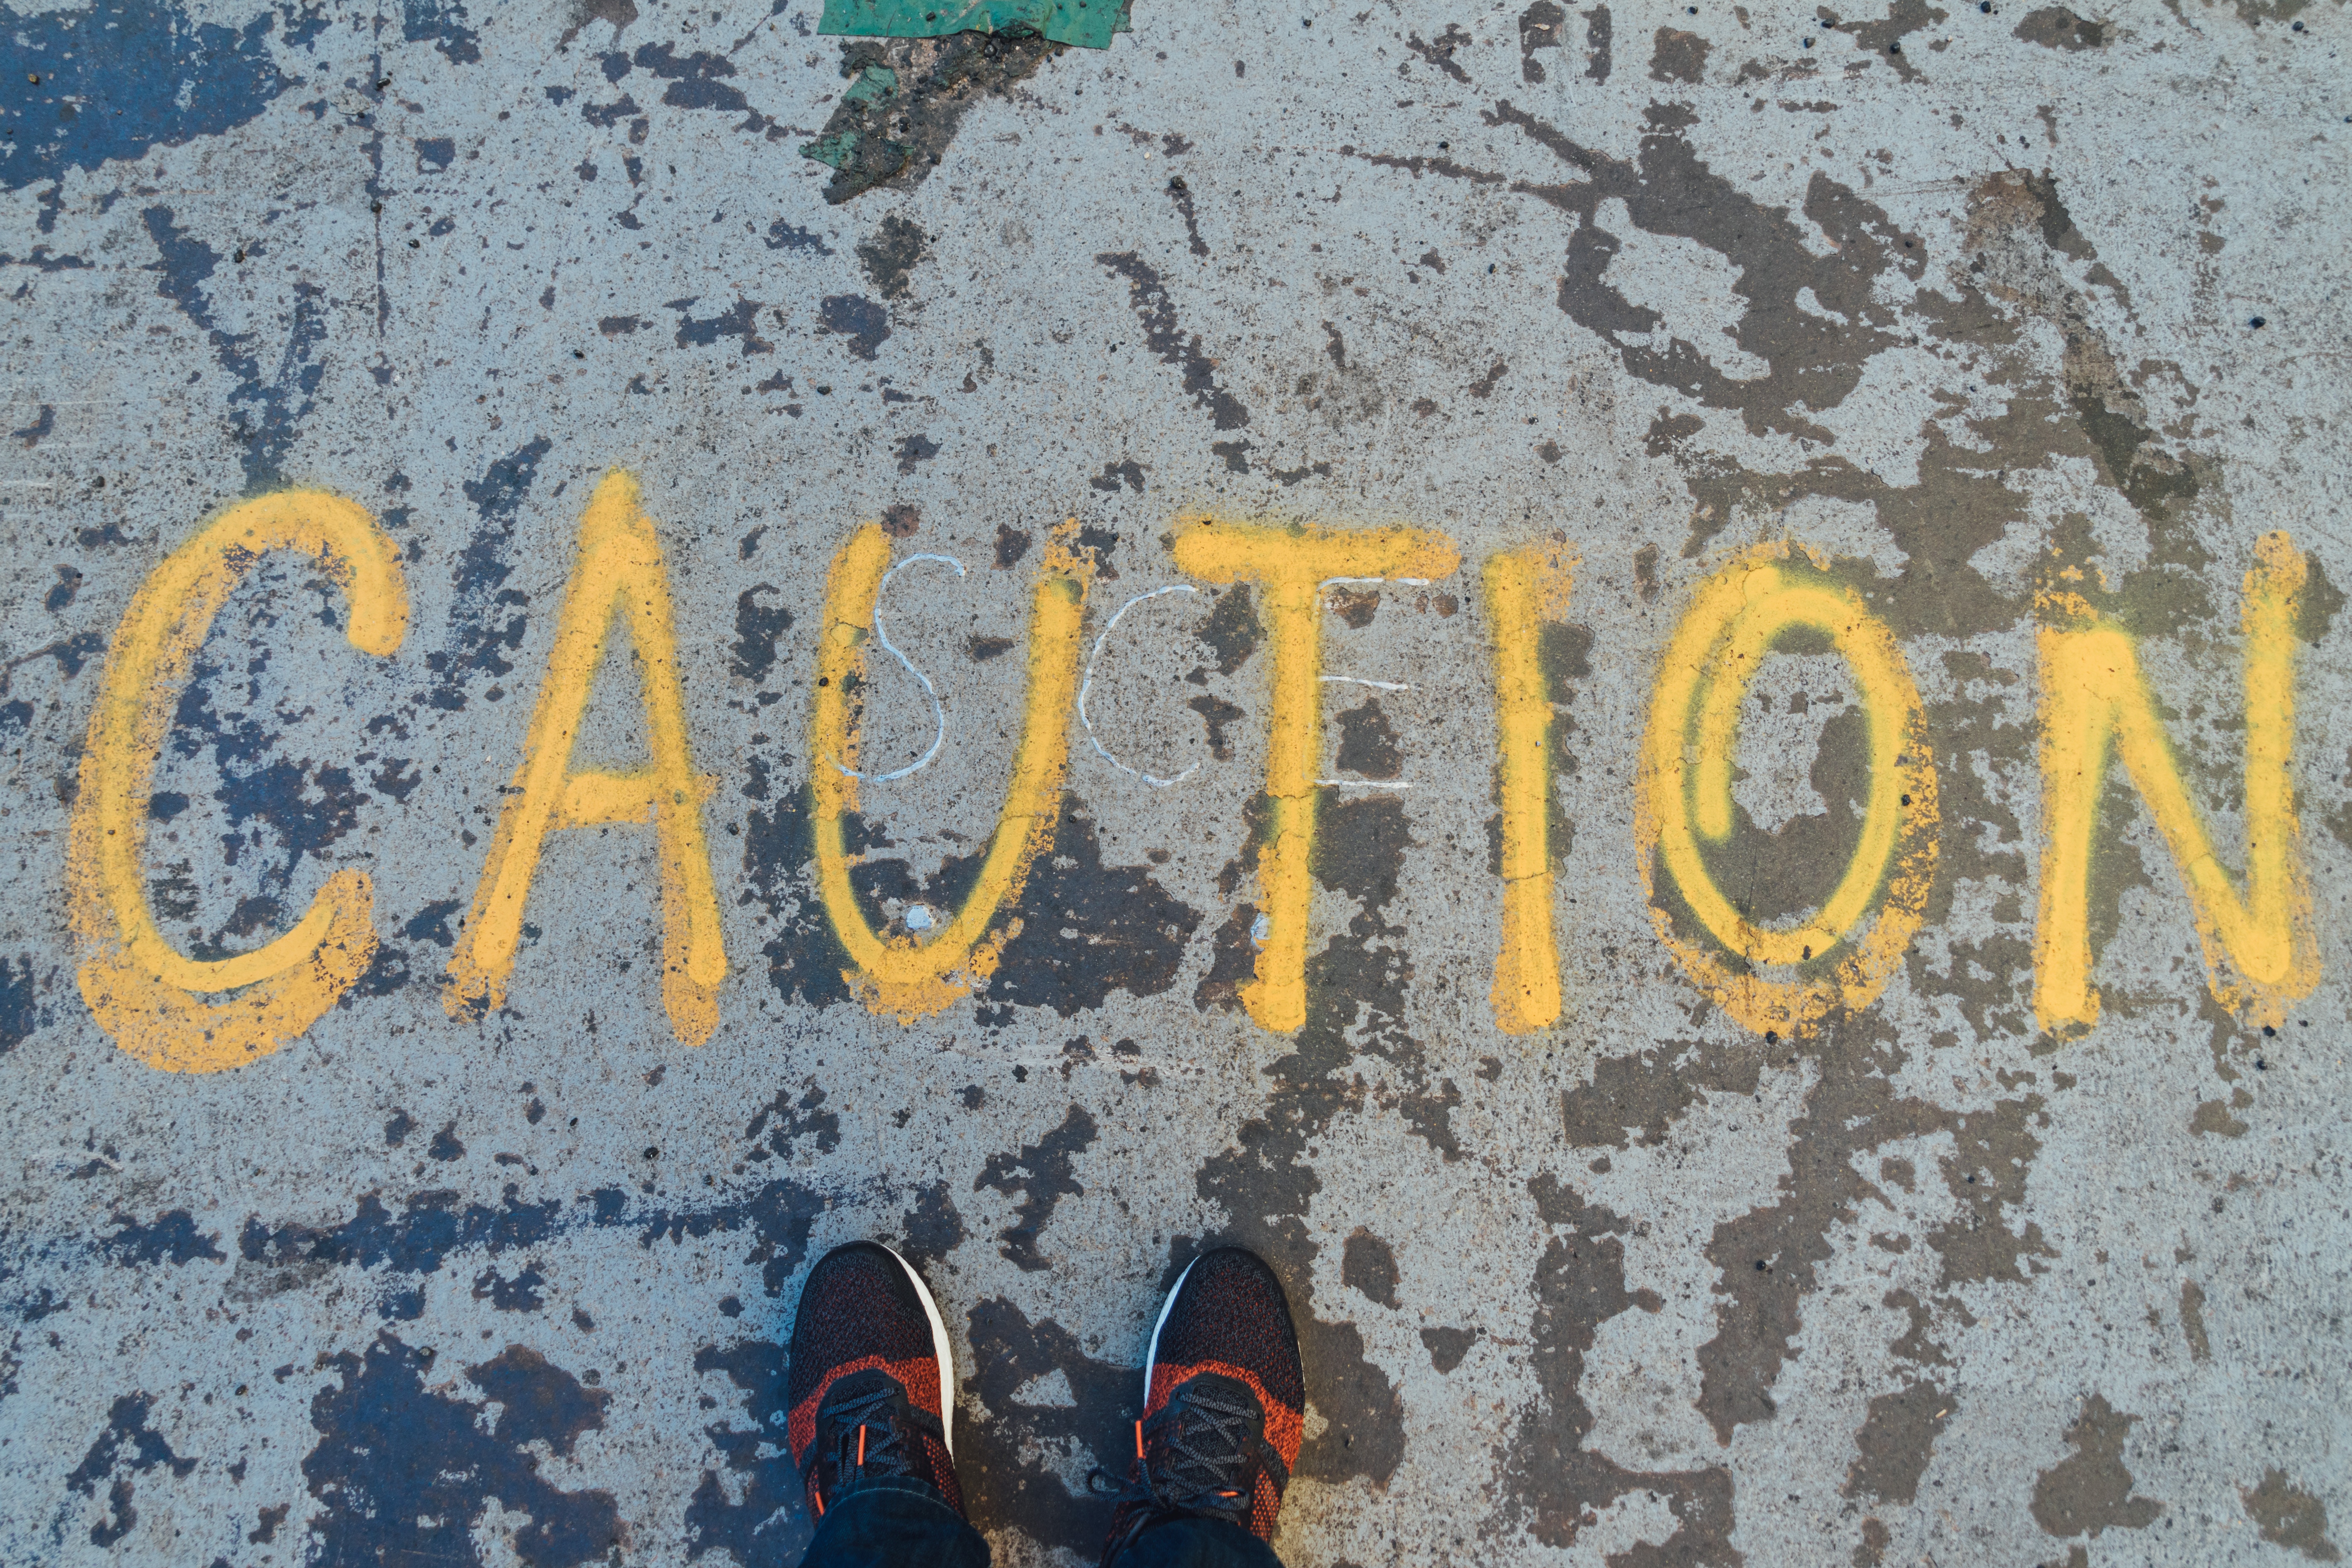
[{"x1": 818, "y1": 0, "x2": 1133, "y2": 49}]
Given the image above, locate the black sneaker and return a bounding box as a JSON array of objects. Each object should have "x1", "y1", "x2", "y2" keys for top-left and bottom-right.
[
  {"x1": 1100, "y1": 1248, "x2": 1307, "y2": 1564},
  {"x1": 786, "y1": 1241, "x2": 963, "y2": 1522}
]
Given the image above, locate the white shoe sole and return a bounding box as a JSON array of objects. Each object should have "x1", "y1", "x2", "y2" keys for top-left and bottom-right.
[
  {"x1": 1142, "y1": 1253, "x2": 1202, "y2": 1409},
  {"x1": 877, "y1": 1242, "x2": 956, "y2": 1458}
]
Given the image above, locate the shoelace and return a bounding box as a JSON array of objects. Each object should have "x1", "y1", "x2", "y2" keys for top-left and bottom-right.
[
  {"x1": 810, "y1": 1378, "x2": 919, "y2": 1515},
  {"x1": 1102, "y1": 1380, "x2": 1264, "y2": 1560}
]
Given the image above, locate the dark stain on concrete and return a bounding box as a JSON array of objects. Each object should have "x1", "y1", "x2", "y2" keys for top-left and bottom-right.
[
  {"x1": 1465, "y1": 101, "x2": 1923, "y2": 443},
  {"x1": 1562, "y1": 1038, "x2": 1761, "y2": 1151},
  {"x1": 2241, "y1": 1468, "x2": 2342, "y2": 1562},
  {"x1": 731, "y1": 586, "x2": 795, "y2": 683},
  {"x1": 2030, "y1": 1394, "x2": 2162, "y2": 1539},
  {"x1": 1196, "y1": 585, "x2": 1263, "y2": 674},
  {"x1": 667, "y1": 297, "x2": 775, "y2": 355},
  {"x1": 742, "y1": 784, "x2": 858, "y2": 1009},
  {"x1": 632, "y1": 1177, "x2": 827, "y2": 1298},
  {"x1": 975, "y1": 1104, "x2": 1098, "y2": 1271},
  {"x1": 560, "y1": 0, "x2": 638, "y2": 47},
  {"x1": 686, "y1": 1332, "x2": 804, "y2": 1566},
  {"x1": 0, "y1": 955, "x2": 37, "y2": 1055},
  {"x1": 1091, "y1": 458, "x2": 1148, "y2": 493},
  {"x1": 304, "y1": 1334, "x2": 622, "y2": 1566},
  {"x1": 1824, "y1": 0, "x2": 1946, "y2": 82},
  {"x1": 63, "y1": 1392, "x2": 197, "y2": 1547},
  {"x1": 429, "y1": 436, "x2": 550, "y2": 711},
  {"x1": 895, "y1": 1178, "x2": 966, "y2": 1269},
  {"x1": 1693, "y1": 697, "x2": 1868, "y2": 930},
  {"x1": 856, "y1": 213, "x2": 929, "y2": 299},
  {"x1": 816, "y1": 294, "x2": 892, "y2": 360},
  {"x1": 1585, "y1": 5, "x2": 1614, "y2": 79},
  {"x1": 1520, "y1": 1, "x2": 1567, "y2": 82},
  {"x1": 803, "y1": 33, "x2": 1063, "y2": 204},
  {"x1": 1649, "y1": 25, "x2": 1709, "y2": 81},
  {"x1": 604, "y1": 40, "x2": 782, "y2": 136},
  {"x1": 1341, "y1": 1227, "x2": 1401, "y2": 1307},
  {"x1": 142, "y1": 206, "x2": 328, "y2": 490},
  {"x1": 745, "y1": 1080, "x2": 843, "y2": 1163},
  {"x1": 1166, "y1": 176, "x2": 1210, "y2": 256},
  {"x1": 956, "y1": 1296, "x2": 1139, "y2": 1556},
  {"x1": 241, "y1": 1184, "x2": 563, "y2": 1301},
  {"x1": 894, "y1": 433, "x2": 941, "y2": 474},
  {"x1": 1842, "y1": 1380, "x2": 1952, "y2": 1505},
  {"x1": 2, "y1": 0, "x2": 311, "y2": 194},
  {"x1": 1187, "y1": 693, "x2": 1244, "y2": 760},
  {"x1": 1334, "y1": 697, "x2": 1404, "y2": 780},
  {"x1": 2014, "y1": 6, "x2": 2107, "y2": 48},
  {"x1": 402, "y1": 0, "x2": 482, "y2": 62},
  {"x1": 1420, "y1": 1325, "x2": 1476, "y2": 1373},
  {"x1": 101, "y1": 1209, "x2": 224, "y2": 1267},
  {"x1": 1496, "y1": 1172, "x2": 1730, "y2": 1560},
  {"x1": 1096, "y1": 251, "x2": 1252, "y2": 432},
  {"x1": 472, "y1": 1265, "x2": 547, "y2": 1311},
  {"x1": 1405, "y1": 23, "x2": 1474, "y2": 83},
  {"x1": 2179, "y1": 1279, "x2": 2211, "y2": 1361},
  {"x1": 982, "y1": 799, "x2": 1203, "y2": 1016}
]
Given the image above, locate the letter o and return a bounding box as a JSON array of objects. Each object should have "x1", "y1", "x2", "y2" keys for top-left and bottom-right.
[{"x1": 1633, "y1": 545, "x2": 1938, "y2": 1037}]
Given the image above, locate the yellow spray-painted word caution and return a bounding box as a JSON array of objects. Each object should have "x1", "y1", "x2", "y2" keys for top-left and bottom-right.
[{"x1": 63, "y1": 484, "x2": 2327, "y2": 1069}]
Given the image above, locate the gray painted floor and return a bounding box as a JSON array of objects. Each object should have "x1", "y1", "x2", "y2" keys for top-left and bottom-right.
[{"x1": 2, "y1": 2, "x2": 2348, "y2": 1564}]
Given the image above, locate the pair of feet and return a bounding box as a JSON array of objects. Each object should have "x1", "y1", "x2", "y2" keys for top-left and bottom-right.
[{"x1": 787, "y1": 1242, "x2": 1307, "y2": 1564}]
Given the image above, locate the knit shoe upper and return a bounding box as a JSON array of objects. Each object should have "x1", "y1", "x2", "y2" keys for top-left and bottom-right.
[
  {"x1": 1102, "y1": 1248, "x2": 1306, "y2": 1563},
  {"x1": 786, "y1": 1241, "x2": 963, "y2": 1520}
]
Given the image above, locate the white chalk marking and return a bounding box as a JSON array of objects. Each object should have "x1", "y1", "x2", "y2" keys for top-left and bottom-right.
[
  {"x1": 1078, "y1": 584, "x2": 1202, "y2": 788},
  {"x1": 1315, "y1": 778, "x2": 1414, "y2": 789},
  {"x1": 835, "y1": 552, "x2": 965, "y2": 784},
  {"x1": 1320, "y1": 675, "x2": 1413, "y2": 691}
]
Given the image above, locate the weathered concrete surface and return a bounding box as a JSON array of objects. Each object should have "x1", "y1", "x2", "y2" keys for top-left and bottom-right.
[{"x1": 2, "y1": 1, "x2": 2350, "y2": 1565}]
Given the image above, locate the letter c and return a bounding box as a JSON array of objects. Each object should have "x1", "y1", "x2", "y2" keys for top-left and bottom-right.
[{"x1": 68, "y1": 492, "x2": 407, "y2": 1072}]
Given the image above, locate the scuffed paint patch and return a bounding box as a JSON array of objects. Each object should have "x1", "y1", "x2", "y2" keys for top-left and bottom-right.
[
  {"x1": 820, "y1": 0, "x2": 1132, "y2": 48},
  {"x1": 800, "y1": 34, "x2": 1064, "y2": 203},
  {"x1": 303, "y1": 1335, "x2": 622, "y2": 1567},
  {"x1": 1, "y1": 0, "x2": 315, "y2": 193}
]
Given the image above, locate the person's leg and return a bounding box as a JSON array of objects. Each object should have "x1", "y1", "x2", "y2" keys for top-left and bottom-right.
[
  {"x1": 1096, "y1": 1249, "x2": 1307, "y2": 1568},
  {"x1": 1101, "y1": 1513, "x2": 1283, "y2": 1568},
  {"x1": 798, "y1": 1477, "x2": 987, "y2": 1568},
  {"x1": 788, "y1": 1242, "x2": 990, "y2": 1568}
]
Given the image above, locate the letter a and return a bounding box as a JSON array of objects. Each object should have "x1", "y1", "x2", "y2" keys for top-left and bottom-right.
[
  {"x1": 446, "y1": 471, "x2": 726, "y2": 1046},
  {"x1": 2034, "y1": 532, "x2": 2319, "y2": 1033}
]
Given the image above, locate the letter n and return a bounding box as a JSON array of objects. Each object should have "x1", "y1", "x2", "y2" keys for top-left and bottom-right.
[{"x1": 2035, "y1": 533, "x2": 2320, "y2": 1033}]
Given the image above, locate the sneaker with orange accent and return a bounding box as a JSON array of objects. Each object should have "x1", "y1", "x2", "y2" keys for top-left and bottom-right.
[
  {"x1": 1100, "y1": 1248, "x2": 1306, "y2": 1565},
  {"x1": 786, "y1": 1241, "x2": 964, "y2": 1522}
]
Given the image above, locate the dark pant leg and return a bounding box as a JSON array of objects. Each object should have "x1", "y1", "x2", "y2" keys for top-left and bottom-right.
[
  {"x1": 797, "y1": 1478, "x2": 991, "y2": 1568},
  {"x1": 1113, "y1": 1515, "x2": 1286, "y2": 1568}
]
